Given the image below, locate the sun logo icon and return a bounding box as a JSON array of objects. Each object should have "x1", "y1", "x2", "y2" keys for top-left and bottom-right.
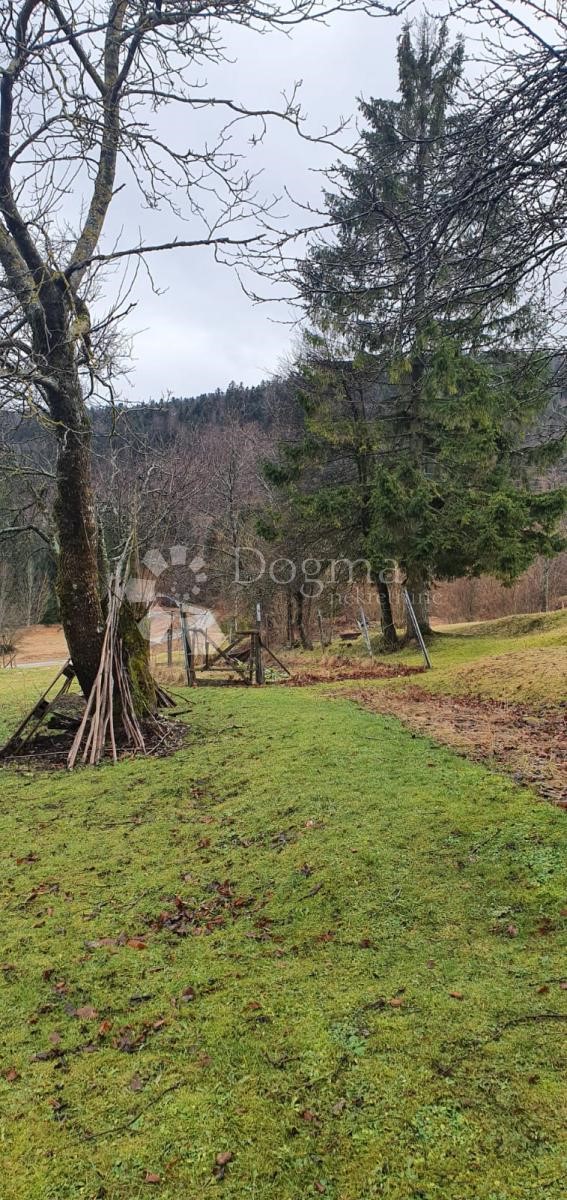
[{"x1": 125, "y1": 546, "x2": 208, "y2": 605}]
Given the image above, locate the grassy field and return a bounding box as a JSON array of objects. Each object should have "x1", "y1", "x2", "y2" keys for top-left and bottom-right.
[
  {"x1": 332, "y1": 608, "x2": 567, "y2": 707},
  {"x1": 0, "y1": 657, "x2": 566, "y2": 1199}
]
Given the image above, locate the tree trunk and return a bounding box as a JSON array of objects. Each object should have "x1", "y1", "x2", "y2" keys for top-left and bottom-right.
[
  {"x1": 51, "y1": 377, "x2": 154, "y2": 712},
  {"x1": 286, "y1": 591, "x2": 293, "y2": 648},
  {"x1": 295, "y1": 590, "x2": 313, "y2": 650},
  {"x1": 404, "y1": 570, "x2": 432, "y2": 639},
  {"x1": 375, "y1": 576, "x2": 399, "y2": 650},
  {"x1": 53, "y1": 408, "x2": 106, "y2": 697}
]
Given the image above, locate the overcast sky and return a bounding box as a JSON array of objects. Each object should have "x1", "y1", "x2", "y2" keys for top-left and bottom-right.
[{"x1": 108, "y1": 9, "x2": 406, "y2": 402}]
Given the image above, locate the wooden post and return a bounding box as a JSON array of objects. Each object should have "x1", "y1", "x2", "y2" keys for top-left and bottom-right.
[
  {"x1": 167, "y1": 619, "x2": 173, "y2": 667},
  {"x1": 317, "y1": 608, "x2": 324, "y2": 648},
  {"x1": 180, "y1": 610, "x2": 196, "y2": 686},
  {"x1": 255, "y1": 602, "x2": 264, "y2": 684}
]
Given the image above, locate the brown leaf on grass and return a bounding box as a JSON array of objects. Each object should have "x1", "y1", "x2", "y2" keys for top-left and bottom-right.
[
  {"x1": 75, "y1": 1005, "x2": 98, "y2": 1020},
  {"x1": 197, "y1": 838, "x2": 211, "y2": 850},
  {"x1": 315, "y1": 931, "x2": 335, "y2": 944},
  {"x1": 449, "y1": 991, "x2": 464, "y2": 1000},
  {"x1": 388, "y1": 997, "x2": 404, "y2": 1008},
  {"x1": 301, "y1": 1109, "x2": 317, "y2": 1122},
  {"x1": 359, "y1": 937, "x2": 373, "y2": 949},
  {"x1": 181, "y1": 987, "x2": 196, "y2": 1002},
  {"x1": 4, "y1": 1068, "x2": 19, "y2": 1082},
  {"x1": 144, "y1": 1172, "x2": 161, "y2": 1184},
  {"x1": 506, "y1": 925, "x2": 519, "y2": 938},
  {"x1": 244, "y1": 1000, "x2": 262, "y2": 1011},
  {"x1": 314, "y1": 1183, "x2": 326, "y2": 1194},
  {"x1": 130, "y1": 1074, "x2": 144, "y2": 1092},
  {"x1": 196, "y1": 1052, "x2": 211, "y2": 1068},
  {"x1": 331, "y1": 1098, "x2": 347, "y2": 1116},
  {"x1": 126, "y1": 938, "x2": 147, "y2": 950},
  {"x1": 537, "y1": 984, "x2": 550, "y2": 995},
  {"x1": 213, "y1": 1150, "x2": 233, "y2": 1180},
  {"x1": 16, "y1": 852, "x2": 39, "y2": 865},
  {"x1": 53, "y1": 980, "x2": 67, "y2": 993},
  {"x1": 98, "y1": 1019, "x2": 113, "y2": 1036},
  {"x1": 48, "y1": 1031, "x2": 61, "y2": 1045}
]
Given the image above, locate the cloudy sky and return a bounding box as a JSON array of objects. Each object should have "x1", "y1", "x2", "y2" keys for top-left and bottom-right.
[{"x1": 107, "y1": 7, "x2": 407, "y2": 402}]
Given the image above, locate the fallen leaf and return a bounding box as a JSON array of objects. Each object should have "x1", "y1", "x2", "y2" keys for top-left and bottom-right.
[
  {"x1": 98, "y1": 1019, "x2": 113, "y2": 1036},
  {"x1": 537, "y1": 984, "x2": 550, "y2": 995},
  {"x1": 449, "y1": 991, "x2": 464, "y2": 1000},
  {"x1": 506, "y1": 924, "x2": 519, "y2": 938},
  {"x1": 144, "y1": 1172, "x2": 160, "y2": 1184},
  {"x1": 213, "y1": 1150, "x2": 233, "y2": 1180},
  {"x1": 215, "y1": 1152, "x2": 233, "y2": 1167},
  {"x1": 127, "y1": 938, "x2": 147, "y2": 950},
  {"x1": 5, "y1": 1068, "x2": 19, "y2": 1082},
  {"x1": 75, "y1": 1005, "x2": 98, "y2": 1020},
  {"x1": 331, "y1": 1098, "x2": 347, "y2": 1116},
  {"x1": 196, "y1": 1052, "x2": 211, "y2": 1068},
  {"x1": 197, "y1": 838, "x2": 211, "y2": 850},
  {"x1": 181, "y1": 987, "x2": 196, "y2": 1002},
  {"x1": 314, "y1": 1184, "x2": 326, "y2": 1195},
  {"x1": 130, "y1": 1073, "x2": 144, "y2": 1092},
  {"x1": 388, "y1": 997, "x2": 404, "y2": 1008},
  {"x1": 48, "y1": 1031, "x2": 61, "y2": 1045},
  {"x1": 302, "y1": 1109, "x2": 317, "y2": 1122}
]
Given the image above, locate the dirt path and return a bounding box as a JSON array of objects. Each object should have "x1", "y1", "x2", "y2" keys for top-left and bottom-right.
[{"x1": 341, "y1": 685, "x2": 567, "y2": 807}]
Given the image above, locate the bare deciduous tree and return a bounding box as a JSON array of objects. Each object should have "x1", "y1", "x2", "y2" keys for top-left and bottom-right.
[{"x1": 0, "y1": 0, "x2": 399, "y2": 702}]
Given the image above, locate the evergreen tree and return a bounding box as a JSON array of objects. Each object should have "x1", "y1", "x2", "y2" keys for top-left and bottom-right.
[{"x1": 290, "y1": 17, "x2": 565, "y2": 637}]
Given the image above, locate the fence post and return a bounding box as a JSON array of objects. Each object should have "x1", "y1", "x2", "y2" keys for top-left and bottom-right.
[{"x1": 403, "y1": 589, "x2": 432, "y2": 669}]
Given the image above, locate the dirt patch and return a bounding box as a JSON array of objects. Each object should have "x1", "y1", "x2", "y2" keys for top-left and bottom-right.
[
  {"x1": 282, "y1": 660, "x2": 426, "y2": 685},
  {"x1": 0, "y1": 716, "x2": 188, "y2": 771},
  {"x1": 343, "y1": 685, "x2": 567, "y2": 807}
]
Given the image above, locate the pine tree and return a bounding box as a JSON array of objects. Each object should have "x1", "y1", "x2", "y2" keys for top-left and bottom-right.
[{"x1": 293, "y1": 17, "x2": 565, "y2": 637}]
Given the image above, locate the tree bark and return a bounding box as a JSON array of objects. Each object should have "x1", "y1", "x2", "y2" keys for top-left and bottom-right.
[
  {"x1": 53, "y1": 406, "x2": 105, "y2": 697},
  {"x1": 374, "y1": 575, "x2": 399, "y2": 650},
  {"x1": 294, "y1": 590, "x2": 313, "y2": 650}
]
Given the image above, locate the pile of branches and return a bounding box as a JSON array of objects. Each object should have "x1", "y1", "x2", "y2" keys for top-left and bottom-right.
[{"x1": 68, "y1": 560, "x2": 173, "y2": 769}]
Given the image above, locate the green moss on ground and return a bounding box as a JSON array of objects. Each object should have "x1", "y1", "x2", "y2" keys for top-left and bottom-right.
[{"x1": 0, "y1": 676, "x2": 565, "y2": 1199}]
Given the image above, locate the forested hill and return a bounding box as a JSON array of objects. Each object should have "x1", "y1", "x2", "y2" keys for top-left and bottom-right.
[{"x1": 92, "y1": 377, "x2": 298, "y2": 445}]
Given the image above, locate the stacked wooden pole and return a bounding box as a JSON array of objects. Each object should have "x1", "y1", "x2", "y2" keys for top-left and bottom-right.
[{"x1": 67, "y1": 564, "x2": 147, "y2": 769}]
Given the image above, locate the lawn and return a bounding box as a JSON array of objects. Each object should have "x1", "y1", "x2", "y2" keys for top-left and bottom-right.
[
  {"x1": 0, "y1": 669, "x2": 566, "y2": 1199},
  {"x1": 333, "y1": 608, "x2": 567, "y2": 707}
]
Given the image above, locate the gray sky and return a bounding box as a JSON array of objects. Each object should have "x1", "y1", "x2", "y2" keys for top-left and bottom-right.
[{"x1": 110, "y1": 9, "x2": 403, "y2": 401}]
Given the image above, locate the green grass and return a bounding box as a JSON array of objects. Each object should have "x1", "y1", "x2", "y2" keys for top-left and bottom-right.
[
  {"x1": 330, "y1": 608, "x2": 567, "y2": 707},
  {"x1": 0, "y1": 670, "x2": 566, "y2": 1199}
]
